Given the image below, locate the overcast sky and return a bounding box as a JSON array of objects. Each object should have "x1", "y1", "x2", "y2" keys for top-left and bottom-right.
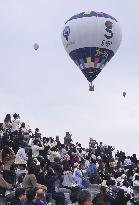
[{"x1": 0, "y1": 0, "x2": 139, "y2": 156}]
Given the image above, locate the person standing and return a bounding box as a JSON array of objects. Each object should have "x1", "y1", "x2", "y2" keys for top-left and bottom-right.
[{"x1": 11, "y1": 113, "x2": 21, "y2": 135}]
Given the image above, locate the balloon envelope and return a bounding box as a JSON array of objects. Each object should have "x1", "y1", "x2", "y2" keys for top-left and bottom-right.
[
  {"x1": 62, "y1": 11, "x2": 122, "y2": 82},
  {"x1": 123, "y1": 92, "x2": 126, "y2": 97},
  {"x1": 34, "y1": 43, "x2": 39, "y2": 50}
]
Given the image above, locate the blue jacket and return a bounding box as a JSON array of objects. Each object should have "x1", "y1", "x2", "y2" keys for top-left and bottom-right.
[
  {"x1": 87, "y1": 163, "x2": 98, "y2": 176},
  {"x1": 36, "y1": 199, "x2": 47, "y2": 205}
]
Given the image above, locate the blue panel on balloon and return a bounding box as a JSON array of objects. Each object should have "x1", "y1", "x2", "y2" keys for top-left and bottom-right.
[
  {"x1": 69, "y1": 47, "x2": 114, "y2": 82},
  {"x1": 66, "y1": 11, "x2": 118, "y2": 24}
]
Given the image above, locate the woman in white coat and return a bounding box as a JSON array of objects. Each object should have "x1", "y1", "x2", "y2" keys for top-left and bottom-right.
[{"x1": 15, "y1": 143, "x2": 28, "y2": 169}]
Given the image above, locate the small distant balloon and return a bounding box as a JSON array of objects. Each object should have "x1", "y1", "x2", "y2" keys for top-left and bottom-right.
[
  {"x1": 34, "y1": 43, "x2": 39, "y2": 51},
  {"x1": 123, "y1": 92, "x2": 126, "y2": 97}
]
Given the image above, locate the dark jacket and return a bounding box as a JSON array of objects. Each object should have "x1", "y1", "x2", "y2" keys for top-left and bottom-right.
[
  {"x1": 36, "y1": 199, "x2": 47, "y2": 205},
  {"x1": 45, "y1": 174, "x2": 58, "y2": 193},
  {"x1": 114, "y1": 197, "x2": 130, "y2": 205},
  {"x1": 37, "y1": 172, "x2": 46, "y2": 186},
  {"x1": 23, "y1": 200, "x2": 36, "y2": 205},
  {"x1": 10, "y1": 197, "x2": 22, "y2": 205},
  {"x1": 93, "y1": 193, "x2": 114, "y2": 205},
  {"x1": 51, "y1": 162, "x2": 62, "y2": 174}
]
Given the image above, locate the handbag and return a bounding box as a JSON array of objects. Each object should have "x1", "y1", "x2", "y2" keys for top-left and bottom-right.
[{"x1": 15, "y1": 153, "x2": 27, "y2": 165}]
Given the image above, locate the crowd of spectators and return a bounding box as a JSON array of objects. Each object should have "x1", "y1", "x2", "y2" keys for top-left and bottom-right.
[{"x1": 0, "y1": 113, "x2": 139, "y2": 205}]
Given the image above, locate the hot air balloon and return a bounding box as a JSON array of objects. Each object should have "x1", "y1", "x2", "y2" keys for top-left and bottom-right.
[
  {"x1": 62, "y1": 11, "x2": 122, "y2": 91},
  {"x1": 123, "y1": 92, "x2": 126, "y2": 97},
  {"x1": 34, "y1": 43, "x2": 39, "y2": 51}
]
